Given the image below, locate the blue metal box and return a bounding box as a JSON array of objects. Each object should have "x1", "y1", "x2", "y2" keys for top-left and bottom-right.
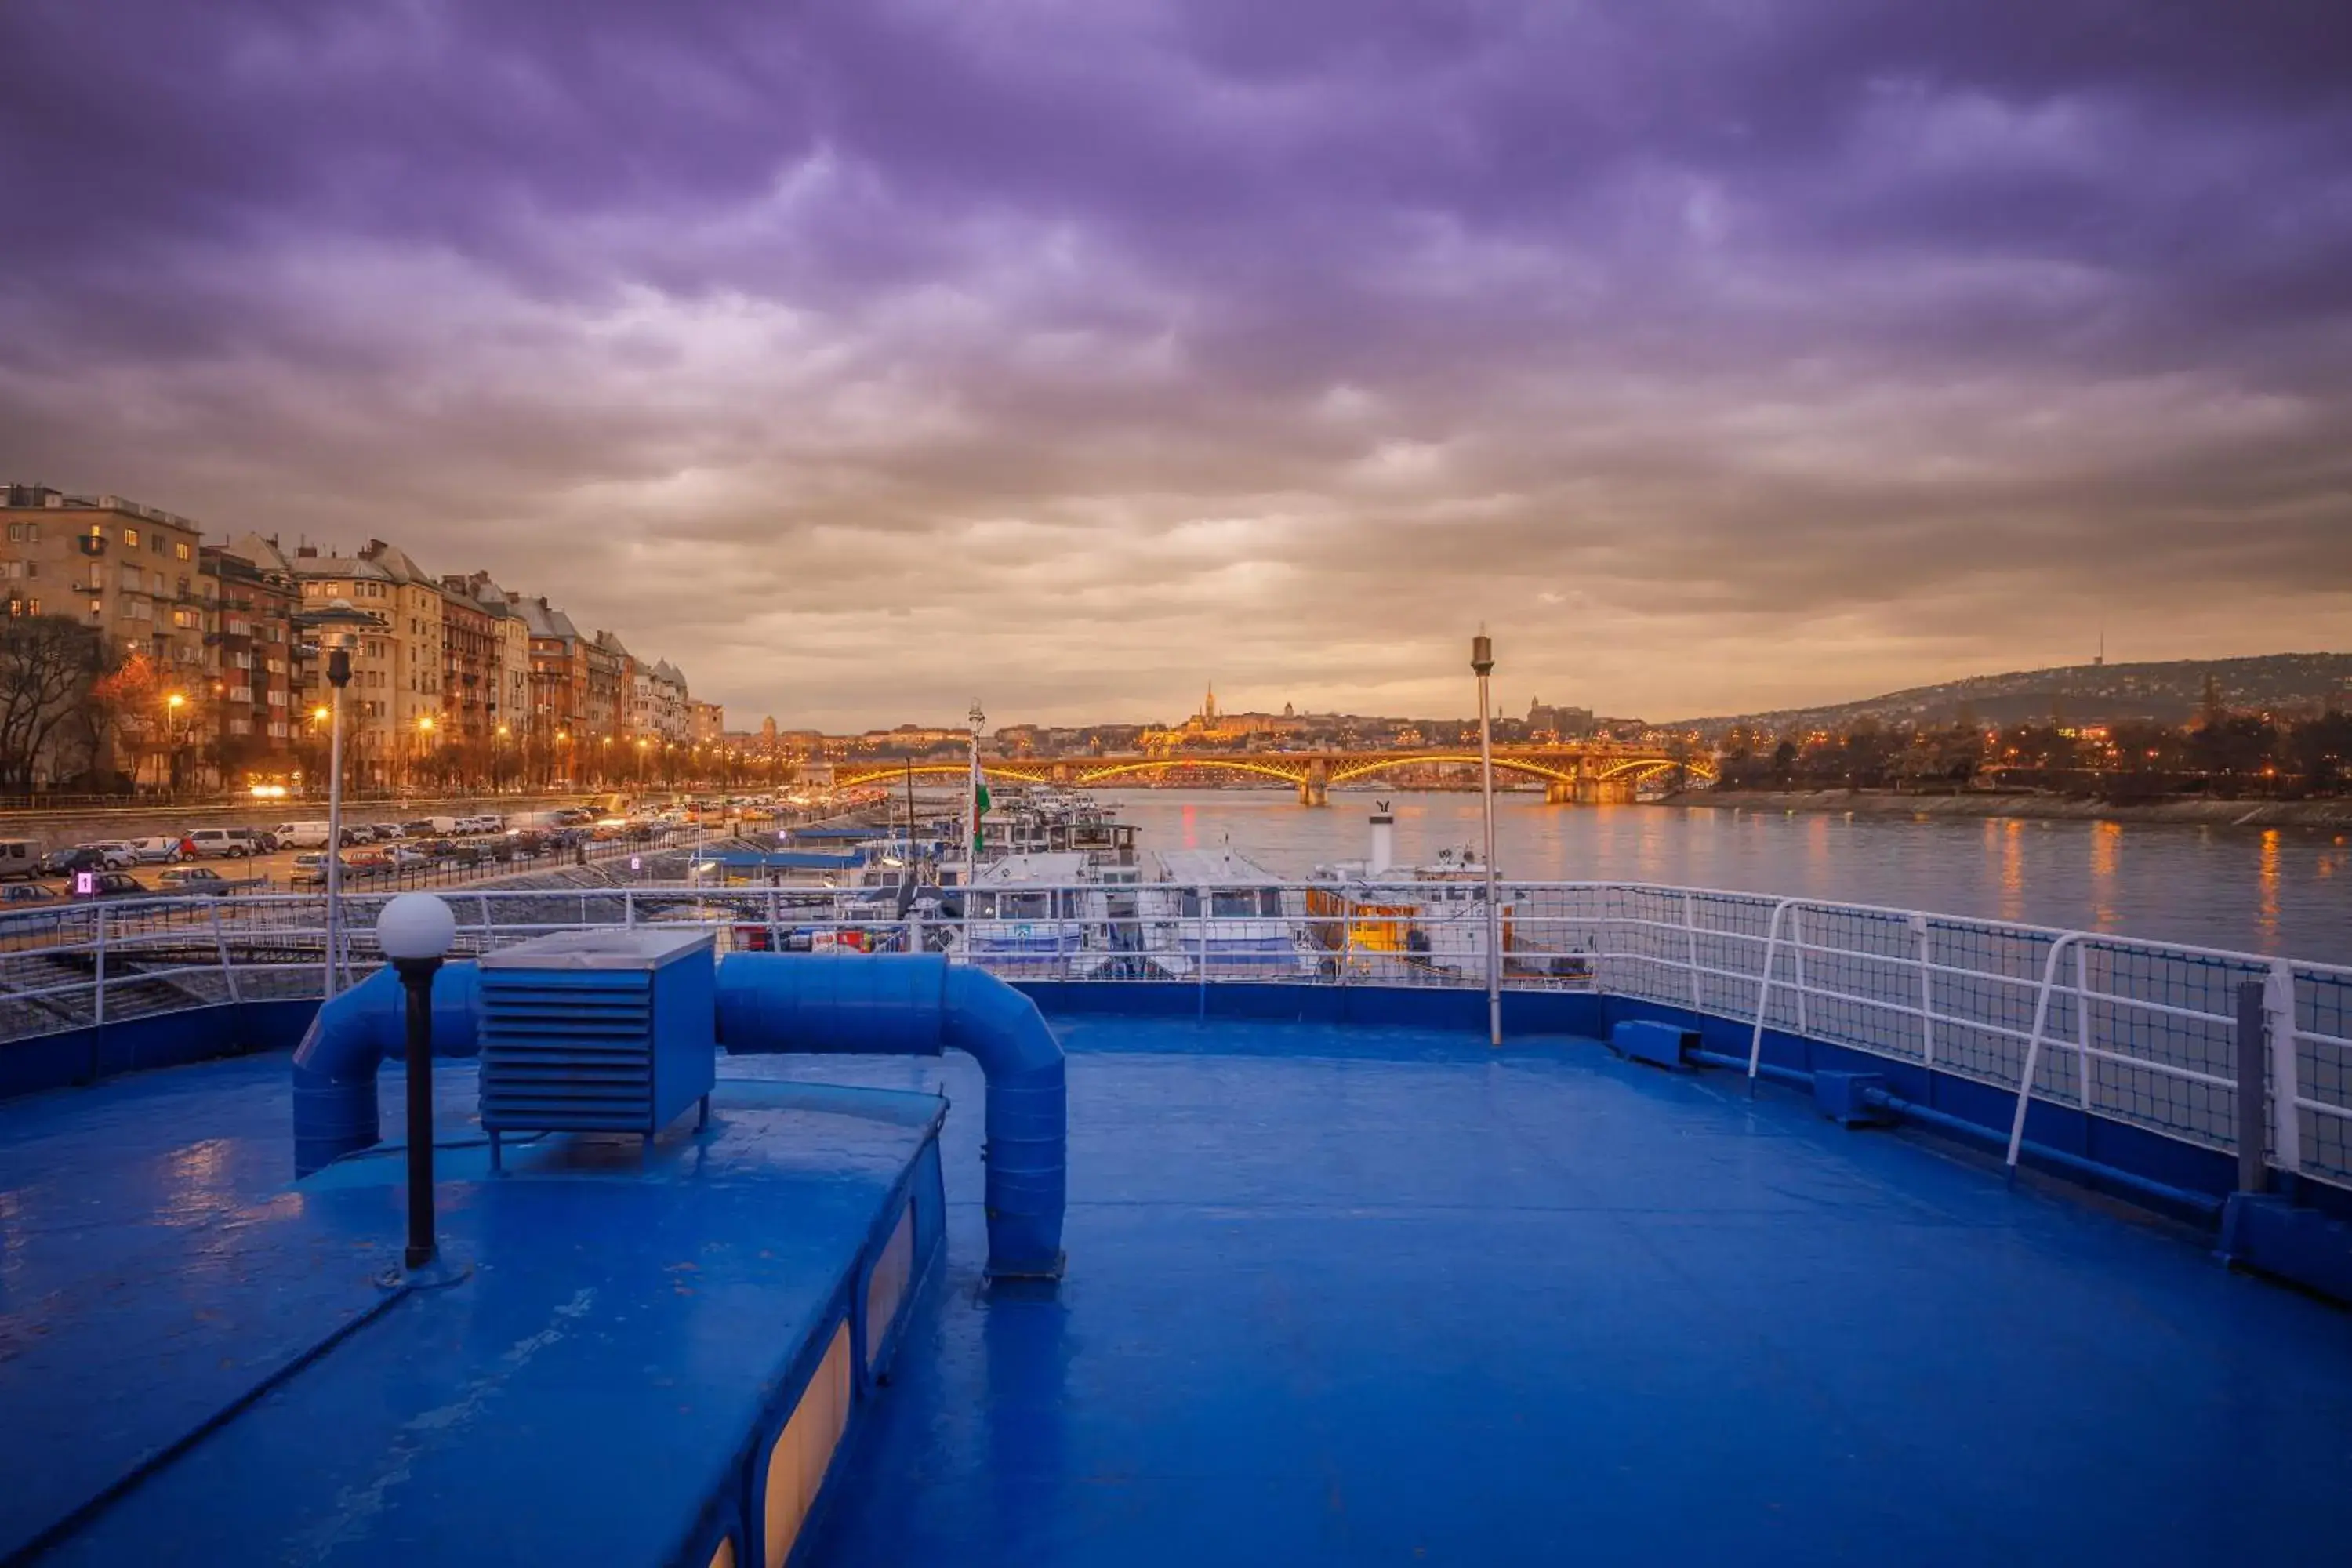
[
  {"x1": 1609, "y1": 1019, "x2": 1693, "y2": 1071},
  {"x1": 477, "y1": 927, "x2": 717, "y2": 1165},
  {"x1": 1812, "y1": 1069, "x2": 1891, "y2": 1127}
]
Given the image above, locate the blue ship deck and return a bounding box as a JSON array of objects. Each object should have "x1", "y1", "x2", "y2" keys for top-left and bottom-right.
[{"x1": 5, "y1": 1012, "x2": 2350, "y2": 1564}]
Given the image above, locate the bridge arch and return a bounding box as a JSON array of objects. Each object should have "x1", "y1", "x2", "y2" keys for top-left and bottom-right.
[
  {"x1": 1073, "y1": 757, "x2": 1308, "y2": 786},
  {"x1": 1327, "y1": 754, "x2": 1581, "y2": 786},
  {"x1": 831, "y1": 760, "x2": 1053, "y2": 789},
  {"x1": 1592, "y1": 757, "x2": 1717, "y2": 784}
]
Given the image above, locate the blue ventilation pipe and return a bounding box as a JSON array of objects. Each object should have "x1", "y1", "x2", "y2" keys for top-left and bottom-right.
[
  {"x1": 288, "y1": 951, "x2": 1067, "y2": 1279},
  {"x1": 714, "y1": 954, "x2": 1067, "y2": 1279},
  {"x1": 290, "y1": 961, "x2": 482, "y2": 1178}
]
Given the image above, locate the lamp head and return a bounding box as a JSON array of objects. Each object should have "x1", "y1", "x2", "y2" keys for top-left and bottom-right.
[{"x1": 376, "y1": 893, "x2": 457, "y2": 963}]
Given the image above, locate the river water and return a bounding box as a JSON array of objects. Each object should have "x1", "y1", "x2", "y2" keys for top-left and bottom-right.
[{"x1": 1095, "y1": 789, "x2": 2351, "y2": 962}]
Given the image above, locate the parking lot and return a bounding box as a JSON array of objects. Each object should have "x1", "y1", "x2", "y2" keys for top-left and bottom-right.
[{"x1": 0, "y1": 808, "x2": 766, "y2": 906}]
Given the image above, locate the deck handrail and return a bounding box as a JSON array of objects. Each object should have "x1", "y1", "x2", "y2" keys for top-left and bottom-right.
[{"x1": 3, "y1": 878, "x2": 2345, "y2": 1194}]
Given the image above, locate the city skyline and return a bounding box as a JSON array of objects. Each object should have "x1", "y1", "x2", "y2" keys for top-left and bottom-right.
[{"x1": 4, "y1": 4, "x2": 2349, "y2": 729}]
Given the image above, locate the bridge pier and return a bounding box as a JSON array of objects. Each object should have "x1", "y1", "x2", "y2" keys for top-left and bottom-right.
[
  {"x1": 1544, "y1": 779, "x2": 1575, "y2": 805},
  {"x1": 1051, "y1": 762, "x2": 1073, "y2": 785},
  {"x1": 1298, "y1": 758, "x2": 1329, "y2": 807},
  {"x1": 1573, "y1": 777, "x2": 1637, "y2": 804}
]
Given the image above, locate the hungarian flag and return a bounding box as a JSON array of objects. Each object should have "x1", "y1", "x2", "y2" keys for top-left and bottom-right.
[{"x1": 971, "y1": 765, "x2": 990, "y2": 851}]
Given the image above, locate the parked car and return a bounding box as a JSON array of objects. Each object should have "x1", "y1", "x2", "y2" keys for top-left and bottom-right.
[
  {"x1": 44, "y1": 844, "x2": 134, "y2": 875},
  {"x1": 341, "y1": 825, "x2": 377, "y2": 846},
  {"x1": 158, "y1": 866, "x2": 266, "y2": 895},
  {"x1": 383, "y1": 844, "x2": 429, "y2": 868},
  {"x1": 289, "y1": 852, "x2": 346, "y2": 887},
  {"x1": 74, "y1": 871, "x2": 150, "y2": 899},
  {"x1": 241, "y1": 827, "x2": 282, "y2": 853},
  {"x1": 183, "y1": 827, "x2": 262, "y2": 858},
  {"x1": 0, "y1": 839, "x2": 42, "y2": 881},
  {"x1": 372, "y1": 823, "x2": 408, "y2": 841},
  {"x1": 87, "y1": 840, "x2": 143, "y2": 867},
  {"x1": 402, "y1": 820, "x2": 438, "y2": 839}
]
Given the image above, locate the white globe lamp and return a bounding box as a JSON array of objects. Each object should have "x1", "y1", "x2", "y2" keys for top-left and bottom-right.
[{"x1": 378, "y1": 893, "x2": 457, "y2": 964}]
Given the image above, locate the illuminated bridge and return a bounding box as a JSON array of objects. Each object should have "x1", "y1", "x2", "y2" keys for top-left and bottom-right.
[{"x1": 825, "y1": 745, "x2": 1713, "y2": 805}]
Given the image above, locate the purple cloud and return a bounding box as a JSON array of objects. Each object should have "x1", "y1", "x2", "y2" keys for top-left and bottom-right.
[{"x1": 2, "y1": 0, "x2": 2347, "y2": 727}]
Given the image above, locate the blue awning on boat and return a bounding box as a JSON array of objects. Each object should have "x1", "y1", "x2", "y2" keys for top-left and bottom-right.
[{"x1": 695, "y1": 848, "x2": 862, "y2": 870}]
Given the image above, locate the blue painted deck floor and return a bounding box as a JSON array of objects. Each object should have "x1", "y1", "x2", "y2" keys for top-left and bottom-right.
[
  {"x1": 5, "y1": 1016, "x2": 2352, "y2": 1566},
  {"x1": 804, "y1": 1018, "x2": 2352, "y2": 1567},
  {"x1": 0, "y1": 1053, "x2": 942, "y2": 1566}
]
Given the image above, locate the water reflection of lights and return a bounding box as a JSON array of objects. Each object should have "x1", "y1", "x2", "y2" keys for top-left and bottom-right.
[
  {"x1": 2257, "y1": 829, "x2": 2281, "y2": 942},
  {"x1": 2090, "y1": 821, "x2": 2122, "y2": 929},
  {"x1": 1999, "y1": 820, "x2": 2026, "y2": 923}
]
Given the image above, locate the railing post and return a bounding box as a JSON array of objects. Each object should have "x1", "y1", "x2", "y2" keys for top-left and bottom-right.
[
  {"x1": 93, "y1": 904, "x2": 108, "y2": 1029},
  {"x1": 1745, "y1": 898, "x2": 1792, "y2": 1093},
  {"x1": 1338, "y1": 885, "x2": 1355, "y2": 987},
  {"x1": 1196, "y1": 885, "x2": 1209, "y2": 1022},
  {"x1": 1789, "y1": 904, "x2": 1809, "y2": 1036},
  {"x1": 2267, "y1": 960, "x2": 2303, "y2": 1182},
  {"x1": 2235, "y1": 978, "x2": 2269, "y2": 1194},
  {"x1": 2074, "y1": 942, "x2": 2093, "y2": 1115},
  {"x1": 209, "y1": 899, "x2": 241, "y2": 1006},
  {"x1": 1912, "y1": 913, "x2": 1935, "y2": 1069},
  {"x1": 1682, "y1": 890, "x2": 1700, "y2": 1011},
  {"x1": 2005, "y1": 935, "x2": 2074, "y2": 1174},
  {"x1": 476, "y1": 892, "x2": 493, "y2": 955},
  {"x1": 625, "y1": 890, "x2": 637, "y2": 930}
]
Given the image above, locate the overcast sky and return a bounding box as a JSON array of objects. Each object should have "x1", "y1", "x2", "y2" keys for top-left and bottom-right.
[{"x1": 3, "y1": 2, "x2": 2348, "y2": 730}]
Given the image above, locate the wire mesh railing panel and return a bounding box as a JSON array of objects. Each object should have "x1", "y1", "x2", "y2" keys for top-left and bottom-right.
[
  {"x1": 2293, "y1": 965, "x2": 2352, "y2": 1185},
  {"x1": 2074, "y1": 942, "x2": 2256, "y2": 1149},
  {"x1": 1922, "y1": 921, "x2": 2059, "y2": 1089}
]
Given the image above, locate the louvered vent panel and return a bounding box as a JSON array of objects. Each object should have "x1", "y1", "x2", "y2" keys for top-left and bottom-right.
[{"x1": 479, "y1": 971, "x2": 657, "y2": 1130}]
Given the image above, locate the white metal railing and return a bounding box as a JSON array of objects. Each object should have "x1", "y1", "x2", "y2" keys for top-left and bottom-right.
[{"x1": 3, "y1": 879, "x2": 2346, "y2": 1194}]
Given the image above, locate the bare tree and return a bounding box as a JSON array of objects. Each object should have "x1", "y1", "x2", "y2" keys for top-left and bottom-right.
[{"x1": 0, "y1": 615, "x2": 107, "y2": 791}]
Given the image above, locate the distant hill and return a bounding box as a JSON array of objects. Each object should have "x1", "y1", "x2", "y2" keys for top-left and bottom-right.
[{"x1": 1679, "y1": 653, "x2": 2352, "y2": 735}]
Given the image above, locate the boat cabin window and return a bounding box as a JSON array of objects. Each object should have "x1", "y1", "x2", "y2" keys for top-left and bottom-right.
[
  {"x1": 975, "y1": 890, "x2": 1058, "y2": 919},
  {"x1": 1207, "y1": 889, "x2": 1283, "y2": 918}
]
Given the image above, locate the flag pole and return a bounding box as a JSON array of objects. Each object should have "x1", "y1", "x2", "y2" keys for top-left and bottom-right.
[{"x1": 967, "y1": 699, "x2": 985, "y2": 868}]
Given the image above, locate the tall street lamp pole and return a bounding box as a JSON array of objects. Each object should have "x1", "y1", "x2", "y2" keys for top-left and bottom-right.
[
  {"x1": 1472, "y1": 630, "x2": 1501, "y2": 1047},
  {"x1": 296, "y1": 599, "x2": 380, "y2": 999}
]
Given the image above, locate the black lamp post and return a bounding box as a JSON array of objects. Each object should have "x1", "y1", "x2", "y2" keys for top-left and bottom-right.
[{"x1": 376, "y1": 893, "x2": 457, "y2": 1269}]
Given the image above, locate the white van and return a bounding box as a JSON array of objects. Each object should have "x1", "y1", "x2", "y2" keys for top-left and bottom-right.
[
  {"x1": 423, "y1": 815, "x2": 460, "y2": 835},
  {"x1": 0, "y1": 839, "x2": 39, "y2": 880},
  {"x1": 275, "y1": 821, "x2": 334, "y2": 850}
]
